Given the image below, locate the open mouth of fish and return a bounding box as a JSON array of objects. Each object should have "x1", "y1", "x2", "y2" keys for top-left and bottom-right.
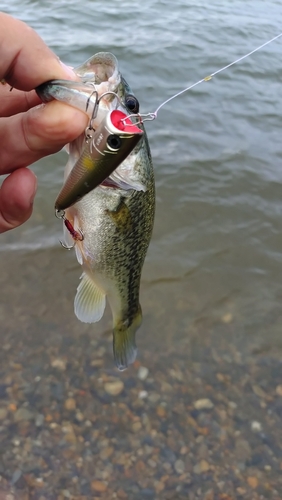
[{"x1": 36, "y1": 52, "x2": 142, "y2": 132}]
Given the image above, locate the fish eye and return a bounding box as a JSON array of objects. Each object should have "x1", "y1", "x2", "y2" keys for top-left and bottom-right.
[
  {"x1": 107, "y1": 134, "x2": 122, "y2": 151},
  {"x1": 125, "y1": 94, "x2": 139, "y2": 114}
]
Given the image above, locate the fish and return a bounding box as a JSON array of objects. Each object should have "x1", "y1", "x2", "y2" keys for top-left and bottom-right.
[{"x1": 37, "y1": 52, "x2": 155, "y2": 370}]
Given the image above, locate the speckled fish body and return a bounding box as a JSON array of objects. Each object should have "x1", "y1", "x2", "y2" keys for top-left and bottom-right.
[{"x1": 40, "y1": 53, "x2": 155, "y2": 370}]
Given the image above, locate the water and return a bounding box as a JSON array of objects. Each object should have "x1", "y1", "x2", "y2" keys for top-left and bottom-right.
[
  {"x1": 1, "y1": 1, "x2": 282, "y2": 498},
  {"x1": 3, "y1": 0, "x2": 282, "y2": 341}
]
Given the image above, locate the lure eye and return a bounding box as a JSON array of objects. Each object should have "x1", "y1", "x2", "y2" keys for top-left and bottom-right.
[
  {"x1": 107, "y1": 134, "x2": 122, "y2": 151},
  {"x1": 125, "y1": 94, "x2": 139, "y2": 114}
]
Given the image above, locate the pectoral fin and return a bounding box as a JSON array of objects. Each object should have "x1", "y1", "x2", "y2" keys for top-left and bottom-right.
[{"x1": 74, "y1": 272, "x2": 106, "y2": 323}]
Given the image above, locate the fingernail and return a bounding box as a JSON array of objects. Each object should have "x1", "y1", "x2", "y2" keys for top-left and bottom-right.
[{"x1": 59, "y1": 61, "x2": 77, "y2": 79}]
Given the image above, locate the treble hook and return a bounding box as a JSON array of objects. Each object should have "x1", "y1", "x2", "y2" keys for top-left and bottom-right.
[
  {"x1": 59, "y1": 239, "x2": 76, "y2": 250},
  {"x1": 86, "y1": 90, "x2": 126, "y2": 134},
  {"x1": 87, "y1": 89, "x2": 99, "y2": 130},
  {"x1": 98, "y1": 90, "x2": 124, "y2": 108},
  {"x1": 86, "y1": 89, "x2": 98, "y2": 113},
  {"x1": 55, "y1": 209, "x2": 84, "y2": 250}
]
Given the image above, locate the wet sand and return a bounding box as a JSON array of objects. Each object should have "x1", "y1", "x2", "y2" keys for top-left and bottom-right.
[{"x1": 0, "y1": 248, "x2": 282, "y2": 499}]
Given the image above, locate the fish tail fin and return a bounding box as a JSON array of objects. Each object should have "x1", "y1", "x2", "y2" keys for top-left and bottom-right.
[{"x1": 113, "y1": 306, "x2": 142, "y2": 371}]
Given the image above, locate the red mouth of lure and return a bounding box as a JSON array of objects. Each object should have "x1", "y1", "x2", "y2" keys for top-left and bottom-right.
[{"x1": 110, "y1": 110, "x2": 142, "y2": 134}]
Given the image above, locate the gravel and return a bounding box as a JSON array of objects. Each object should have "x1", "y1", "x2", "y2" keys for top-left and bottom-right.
[{"x1": 0, "y1": 248, "x2": 282, "y2": 499}]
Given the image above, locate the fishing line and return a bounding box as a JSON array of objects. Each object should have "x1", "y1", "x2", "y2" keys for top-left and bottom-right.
[{"x1": 123, "y1": 32, "x2": 282, "y2": 125}]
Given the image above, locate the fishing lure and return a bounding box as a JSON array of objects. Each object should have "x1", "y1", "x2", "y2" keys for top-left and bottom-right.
[{"x1": 54, "y1": 108, "x2": 143, "y2": 212}]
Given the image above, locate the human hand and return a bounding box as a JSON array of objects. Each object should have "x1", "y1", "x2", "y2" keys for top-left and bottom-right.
[{"x1": 0, "y1": 12, "x2": 88, "y2": 233}]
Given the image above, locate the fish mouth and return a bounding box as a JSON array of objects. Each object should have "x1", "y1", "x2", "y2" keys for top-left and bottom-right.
[
  {"x1": 36, "y1": 52, "x2": 123, "y2": 114},
  {"x1": 36, "y1": 52, "x2": 145, "y2": 193},
  {"x1": 75, "y1": 52, "x2": 119, "y2": 86}
]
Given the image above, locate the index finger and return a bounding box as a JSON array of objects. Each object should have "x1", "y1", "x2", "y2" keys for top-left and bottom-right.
[{"x1": 0, "y1": 12, "x2": 76, "y2": 90}]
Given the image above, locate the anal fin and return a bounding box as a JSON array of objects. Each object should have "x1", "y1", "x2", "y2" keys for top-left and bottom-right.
[{"x1": 74, "y1": 272, "x2": 106, "y2": 323}]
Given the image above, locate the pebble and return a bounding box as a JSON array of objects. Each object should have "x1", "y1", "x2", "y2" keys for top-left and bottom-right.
[
  {"x1": 156, "y1": 406, "x2": 166, "y2": 418},
  {"x1": 163, "y1": 462, "x2": 172, "y2": 471},
  {"x1": 234, "y1": 438, "x2": 251, "y2": 462},
  {"x1": 174, "y1": 459, "x2": 185, "y2": 474},
  {"x1": 75, "y1": 411, "x2": 84, "y2": 422},
  {"x1": 35, "y1": 414, "x2": 44, "y2": 427},
  {"x1": 11, "y1": 469, "x2": 22, "y2": 485},
  {"x1": 197, "y1": 443, "x2": 209, "y2": 459},
  {"x1": 193, "y1": 460, "x2": 210, "y2": 474},
  {"x1": 247, "y1": 476, "x2": 258, "y2": 489},
  {"x1": 203, "y1": 490, "x2": 214, "y2": 500},
  {"x1": 64, "y1": 431, "x2": 77, "y2": 445},
  {"x1": 132, "y1": 421, "x2": 142, "y2": 432},
  {"x1": 251, "y1": 421, "x2": 262, "y2": 432},
  {"x1": 228, "y1": 401, "x2": 237, "y2": 409},
  {"x1": 0, "y1": 408, "x2": 8, "y2": 420},
  {"x1": 221, "y1": 313, "x2": 233, "y2": 323},
  {"x1": 14, "y1": 408, "x2": 33, "y2": 422},
  {"x1": 91, "y1": 480, "x2": 107, "y2": 492},
  {"x1": 252, "y1": 384, "x2": 267, "y2": 399},
  {"x1": 64, "y1": 398, "x2": 76, "y2": 411},
  {"x1": 104, "y1": 379, "x2": 124, "y2": 396},
  {"x1": 193, "y1": 398, "x2": 214, "y2": 410},
  {"x1": 51, "y1": 358, "x2": 67, "y2": 371},
  {"x1": 148, "y1": 392, "x2": 160, "y2": 403},
  {"x1": 138, "y1": 390, "x2": 148, "y2": 399},
  {"x1": 117, "y1": 489, "x2": 128, "y2": 499},
  {"x1": 90, "y1": 359, "x2": 103, "y2": 367},
  {"x1": 237, "y1": 487, "x2": 246, "y2": 495},
  {"x1": 100, "y1": 447, "x2": 114, "y2": 460},
  {"x1": 138, "y1": 366, "x2": 149, "y2": 380},
  {"x1": 275, "y1": 385, "x2": 282, "y2": 396},
  {"x1": 154, "y1": 480, "x2": 165, "y2": 493}
]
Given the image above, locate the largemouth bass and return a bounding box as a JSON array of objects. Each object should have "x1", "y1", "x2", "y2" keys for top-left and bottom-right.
[{"x1": 38, "y1": 53, "x2": 155, "y2": 370}]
